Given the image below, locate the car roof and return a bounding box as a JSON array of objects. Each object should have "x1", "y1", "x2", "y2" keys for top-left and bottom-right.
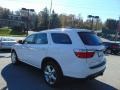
[{"x1": 34, "y1": 28, "x2": 92, "y2": 34}]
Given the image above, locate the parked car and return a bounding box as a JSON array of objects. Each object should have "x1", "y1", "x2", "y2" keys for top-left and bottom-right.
[
  {"x1": 11, "y1": 28, "x2": 106, "y2": 87},
  {"x1": 102, "y1": 42, "x2": 111, "y2": 54},
  {"x1": 0, "y1": 37, "x2": 17, "y2": 50},
  {"x1": 103, "y1": 41, "x2": 120, "y2": 55}
]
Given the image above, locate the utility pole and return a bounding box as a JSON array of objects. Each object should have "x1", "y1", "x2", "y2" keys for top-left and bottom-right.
[
  {"x1": 48, "y1": 0, "x2": 52, "y2": 29},
  {"x1": 27, "y1": 9, "x2": 29, "y2": 36},
  {"x1": 115, "y1": 17, "x2": 120, "y2": 42},
  {"x1": 88, "y1": 15, "x2": 93, "y2": 30},
  {"x1": 88, "y1": 15, "x2": 99, "y2": 31},
  {"x1": 94, "y1": 16, "x2": 99, "y2": 30},
  {"x1": 21, "y1": 8, "x2": 34, "y2": 36}
]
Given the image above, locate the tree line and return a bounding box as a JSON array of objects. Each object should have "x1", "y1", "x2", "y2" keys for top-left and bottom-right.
[{"x1": 0, "y1": 6, "x2": 119, "y2": 33}]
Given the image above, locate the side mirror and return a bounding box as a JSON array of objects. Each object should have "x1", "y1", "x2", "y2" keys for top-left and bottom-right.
[{"x1": 17, "y1": 40, "x2": 23, "y2": 44}]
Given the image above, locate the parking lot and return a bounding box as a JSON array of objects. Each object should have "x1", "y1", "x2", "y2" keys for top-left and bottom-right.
[{"x1": 0, "y1": 50, "x2": 120, "y2": 90}]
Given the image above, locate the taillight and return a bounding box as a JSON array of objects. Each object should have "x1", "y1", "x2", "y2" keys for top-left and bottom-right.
[
  {"x1": 74, "y1": 49, "x2": 95, "y2": 58},
  {"x1": 112, "y1": 45, "x2": 118, "y2": 48}
]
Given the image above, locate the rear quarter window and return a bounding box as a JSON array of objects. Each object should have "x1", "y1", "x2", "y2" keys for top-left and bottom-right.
[
  {"x1": 51, "y1": 33, "x2": 72, "y2": 44},
  {"x1": 78, "y1": 32, "x2": 102, "y2": 46}
]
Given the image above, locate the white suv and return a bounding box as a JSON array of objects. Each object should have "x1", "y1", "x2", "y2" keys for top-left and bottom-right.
[{"x1": 11, "y1": 28, "x2": 106, "y2": 87}]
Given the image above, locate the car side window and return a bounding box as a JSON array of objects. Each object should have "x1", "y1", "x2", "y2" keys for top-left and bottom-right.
[
  {"x1": 51, "y1": 33, "x2": 72, "y2": 44},
  {"x1": 23, "y1": 34, "x2": 35, "y2": 44},
  {"x1": 35, "y1": 33, "x2": 48, "y2": 44}
]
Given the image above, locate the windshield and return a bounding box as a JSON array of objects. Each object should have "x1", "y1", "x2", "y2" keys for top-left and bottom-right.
[{"x1": 78, "y1": 32, "x2": 102, "y2": 46}]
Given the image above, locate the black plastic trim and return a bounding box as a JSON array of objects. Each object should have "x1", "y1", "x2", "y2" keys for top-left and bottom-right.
[{"x1": 90, "y1": 61, "x2": 106, "y2": 69}]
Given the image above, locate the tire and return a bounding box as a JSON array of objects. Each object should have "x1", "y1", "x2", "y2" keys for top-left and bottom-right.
[
  {"x1": 43, "y1": 61, "x2": 62, "y2": 87},
  {"x1": 11, "y1": 51, "x2": 19, "y2": 64},
  {"x1": 113, "y1": 51, "x2": 119, "y2": 55}
]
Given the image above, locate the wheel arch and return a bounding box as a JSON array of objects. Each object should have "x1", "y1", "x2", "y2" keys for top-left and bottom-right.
[
  {"x1": 11, "y1": 49, "x2": 19, "y2": 60},
  {"x1": 11, "y1": 49, "x2": 16, "y2": 53},
  {"x1": 41, "y1": 57, "x2": 63, "y2": 75}
]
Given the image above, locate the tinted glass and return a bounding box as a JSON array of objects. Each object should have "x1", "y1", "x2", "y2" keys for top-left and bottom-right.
[
  {"x1": 35, "y1": 33, "x2": 48, "y2": 44},
  {"x1": 78, "y1": 32, "x2": 102, "y2": 46},
  {"x1": 111, "y1": 43, "x2": 120, "y2": 46},
  {"x1": 51, "y1": 33, "x2": 72, "y2": 44},
  {"x1": 24, "y1": 34, "x2": 35, "y2": 44}
]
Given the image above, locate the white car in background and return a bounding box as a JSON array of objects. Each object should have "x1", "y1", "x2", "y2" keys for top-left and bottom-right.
[
  {"x1": 0, "y1": 37, "x2": 17, "y2": 50},
  {"x1": 11, "y1": 28, "x2": 106, "y2": 87}
]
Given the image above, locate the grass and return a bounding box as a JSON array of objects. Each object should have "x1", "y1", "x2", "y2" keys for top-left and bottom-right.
[{"x1": 0, "y1": 27, "x2": 26, "y2": 36}]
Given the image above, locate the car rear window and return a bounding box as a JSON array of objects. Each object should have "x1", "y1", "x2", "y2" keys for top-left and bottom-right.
[
  {"x1": 78, "y1": 32, "x2": 102, "y2": 46},
  {"x1": 51, "y1": 33, "x2": 72, "y2": 44}
]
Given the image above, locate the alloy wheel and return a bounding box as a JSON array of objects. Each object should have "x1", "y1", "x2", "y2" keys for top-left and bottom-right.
[{"x1": 44, "y1": 65, "x2": 57, "y2": 85}]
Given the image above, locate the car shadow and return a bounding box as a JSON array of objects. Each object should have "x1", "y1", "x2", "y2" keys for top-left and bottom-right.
[{"x1": 1, "y1": 63, "x2": 117, "y2": 90}]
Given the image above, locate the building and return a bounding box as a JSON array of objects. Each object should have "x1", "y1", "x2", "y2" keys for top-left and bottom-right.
[{"x1": 0, "y1": 14, "x2": 25, "y2": 28}]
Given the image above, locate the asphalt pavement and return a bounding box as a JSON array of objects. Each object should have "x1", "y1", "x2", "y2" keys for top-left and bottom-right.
[{"x1": 0, "y1": 50, "x2": 120, "y2": 90}]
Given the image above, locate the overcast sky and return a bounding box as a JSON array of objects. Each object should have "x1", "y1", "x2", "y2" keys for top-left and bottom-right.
[{"x1": 0, "y1": 0, "x2": 120, "y2": 21}]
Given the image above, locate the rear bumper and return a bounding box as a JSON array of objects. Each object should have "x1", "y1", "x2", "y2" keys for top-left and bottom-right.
[
  {"x1": 89, "y1": 61, "x2": 106, "y2": 69},
  {"x1": 0, "y1": 46, "x2": 12, "y2": 49},
  {"x1": 107, "y1": 48, "x2": 120, "y2": 52},
  {"x1": 111, "y1": 49, "x2": 120, "y2": 52},
  {"x1": 0, "y1": 47, "x2": 12, "y2": 49},
  {"x1": 86, "y1": 68, "x2": 105, "y2": 79},
  {"x1": 62, "y1": 59, "x2": 106, "y2": 79},
  {"x1": 65, "y1": 68, "x2": 105, "y2": 80}
]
